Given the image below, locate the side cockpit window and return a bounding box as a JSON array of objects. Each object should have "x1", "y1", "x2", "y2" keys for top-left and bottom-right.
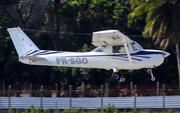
[
  {"x1": 131, "y1": 42, "x2": 142, "y2": 51},
  {"x1": 92, "y1": 46, "x2": 106, "y2": 52},
  {"x1": 113, "y1": 46, "x2": 126, "y2": 53}
]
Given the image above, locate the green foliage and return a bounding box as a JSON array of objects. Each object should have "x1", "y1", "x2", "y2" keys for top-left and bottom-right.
[
  {"x1": 129, "y1": 0, "x2": 180, "y2": 48},
  {"x1": 7, "y1": 106, "x2": 180, "y2": 113},
  {"x1": 8, "y1": 107, "x2": 13, "y2": 113},
  {"x1": 105, "y1": 103, "x2": 116, "y2": 113},
  {"x1": 22, "y1": 109, "x2": 29, "y2": 113},
  {"x1": 35, "y1": 106, "x2": 45, "y2": 113},
  {"x1": 30, "y1": 104, "x2": 35, "y2": 113}
]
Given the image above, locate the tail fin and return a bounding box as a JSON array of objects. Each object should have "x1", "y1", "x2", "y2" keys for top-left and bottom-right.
[{"x1": 7, "y1": 27, "x2": 40, "y2": 59}]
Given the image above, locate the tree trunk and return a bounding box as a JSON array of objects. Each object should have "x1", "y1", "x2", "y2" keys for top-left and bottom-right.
[
  {"x1": 176, "y1": 43, "x2": 180, "y2": 94},
  {"x1": 16, "y1": 0, "x2": 35, "y2": 29},
  {"x1": 48, "y1": 0, "x2": 62, "y2": 51}
]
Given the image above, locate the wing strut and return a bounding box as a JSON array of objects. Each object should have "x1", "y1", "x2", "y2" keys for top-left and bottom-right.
[{"x1": 123, "y1": 41, "x2": 133, "y2": 64}]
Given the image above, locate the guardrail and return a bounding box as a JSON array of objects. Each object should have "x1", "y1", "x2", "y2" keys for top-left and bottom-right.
[{"x1": 1, "y1": 96, "x2": 180, "y2": 109}]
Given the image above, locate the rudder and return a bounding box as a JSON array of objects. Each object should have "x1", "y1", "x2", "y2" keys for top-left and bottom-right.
[{"x1": 7, "y1": 27, "x2": 40, "y2": 59}]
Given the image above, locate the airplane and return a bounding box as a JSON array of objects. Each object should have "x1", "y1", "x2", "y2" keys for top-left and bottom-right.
[{"x1": 7, "y1": 27, "x2": 170, "y2": 82}]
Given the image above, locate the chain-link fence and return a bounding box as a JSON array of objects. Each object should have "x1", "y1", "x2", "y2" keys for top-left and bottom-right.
[{"x1": 0, "y1": 82, "x2": 179, "y2": 97}]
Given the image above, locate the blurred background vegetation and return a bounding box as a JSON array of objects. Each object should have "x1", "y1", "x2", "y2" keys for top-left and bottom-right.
[{"x1": 0, "y1": 0, "x2": 179, "y2": 86}]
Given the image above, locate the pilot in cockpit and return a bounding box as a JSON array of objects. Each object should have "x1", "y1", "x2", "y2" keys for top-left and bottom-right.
[{"x1": 113, "y1": 46, "x2": 121, "y2": 53}]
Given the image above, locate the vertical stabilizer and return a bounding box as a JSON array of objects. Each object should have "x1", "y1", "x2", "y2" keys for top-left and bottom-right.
[{"x1": 7, "y1": 27, "x2": 40, "y2": 58}]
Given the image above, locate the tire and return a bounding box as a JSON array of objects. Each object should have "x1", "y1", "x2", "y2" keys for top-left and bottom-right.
[
  {"x1": 151, "y1": 77, "x2": 155, "y2": 81},
  {"x1": 111, "y1": 72, "x2": 121, "y2": 81}
]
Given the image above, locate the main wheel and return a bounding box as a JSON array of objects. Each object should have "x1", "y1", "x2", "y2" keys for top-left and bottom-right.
[{"x1": 111, "y1": 72, "x2": 121, "y2": 81}]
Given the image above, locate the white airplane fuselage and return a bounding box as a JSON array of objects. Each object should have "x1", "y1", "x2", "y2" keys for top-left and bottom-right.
[{"x1": 20, "y1": 49, "x2": 165, "y2": 70}]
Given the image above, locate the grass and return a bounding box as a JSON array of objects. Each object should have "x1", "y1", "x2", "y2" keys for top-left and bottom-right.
[{"x1": 4, "y1": 104, "x2": 180, "y2": 113}]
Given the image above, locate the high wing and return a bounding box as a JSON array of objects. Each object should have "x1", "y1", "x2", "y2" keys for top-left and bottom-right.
[
  {"x1": 92, "y1": 30, "x2": 134, "y2": 64},
  {"x1": 92, "y1": 30, "x2": 133, "y2": 46}
]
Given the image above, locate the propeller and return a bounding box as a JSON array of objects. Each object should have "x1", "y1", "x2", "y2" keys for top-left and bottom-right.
[
  {"x1": 162, "y1": 51, "x2": 170, "y2": 64},
  {"x1": 162, "y1": 51, "x2": 170, "y2": 58}
]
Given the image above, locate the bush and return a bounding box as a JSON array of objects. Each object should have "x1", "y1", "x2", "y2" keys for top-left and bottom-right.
[{"x1": 6, "y1": 105, "x2": 180, "y2": 113}]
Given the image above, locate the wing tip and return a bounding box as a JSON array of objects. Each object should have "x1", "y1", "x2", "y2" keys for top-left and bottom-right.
[{"x1": 93, "y1": 30, "x2": 119, "y2": 34}]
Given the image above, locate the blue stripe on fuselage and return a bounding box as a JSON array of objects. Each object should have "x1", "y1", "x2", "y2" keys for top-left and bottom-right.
[
  {"x1": 28, "y1": 50, "x2": 163, "y2": 58},
  {"x1": 54, "y1": 51, "x2": 162, "y2": 58},
  {"x1": 26, "y1": 50, "x2": 163, "y2": 61}
]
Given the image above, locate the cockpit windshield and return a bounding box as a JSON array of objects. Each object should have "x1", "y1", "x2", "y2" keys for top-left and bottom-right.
[
  {"x1": 92, "y1": 46, "x2": 106, "y2": 52},
  {"x1": 131, "y1": 42, "x2": 143, "y2": 51}
]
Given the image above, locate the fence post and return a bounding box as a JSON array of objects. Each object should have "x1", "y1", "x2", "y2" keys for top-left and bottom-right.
[
  {"x1": 55, "y1": 83, "x2": 58, "y2": 97},
  {"x1": 130, "y1": 82, "x2": 133, "y2": 96},
  {"x1": 163, "y1": 84, "x2": 165, "y2": 108},
  {"x1": 134, "y1": 85, "x2": 137, "y2": 108},
  {"x1": 101, "y1": 85, "x2": 103, "y2": 108},
  {"x1": 59, "y1": 81, "x2": 62, "y2": 97},
  {"x1": 40, "y1": 85, "x2": 43, "y2": 108},
  {"x1": 30, "y1": 83, "x2": 32, "y2": 97},
  {"x1": 156, "y1": 81, "x2": 159, "y2": 96},
  {"x1": 69, "y1": 85, "x2": 72, "y2": 109},
  {"x1": 81, "y1": 81, "x2": 84, "y2": 97},
  {"x1": 8, "y1": 85, "x2": 11, "y2": 108},
  {"x1": 3, "y1": 82, "x2": 5, "y2": 97},
  {"x1": 106, "y1": 83, "x2": 108, "y2": 97}
]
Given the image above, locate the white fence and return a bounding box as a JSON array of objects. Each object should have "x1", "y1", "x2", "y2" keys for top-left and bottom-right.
[{"x1": 0, "y1": 96, "x2": 180, "y2": 109}]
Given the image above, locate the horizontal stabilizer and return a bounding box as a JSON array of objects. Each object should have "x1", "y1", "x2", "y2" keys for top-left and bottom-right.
[{"x1": 20, "y1": 56, "x2": 45, "y2": 60}]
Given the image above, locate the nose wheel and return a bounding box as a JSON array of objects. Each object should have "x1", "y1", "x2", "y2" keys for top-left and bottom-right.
[{"x1": 147, "y1": 69, "x2": 155, "y2": 81}]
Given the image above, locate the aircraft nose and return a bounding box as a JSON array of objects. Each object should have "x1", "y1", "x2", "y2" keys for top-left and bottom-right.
[{"x1": 162, "y1": 51, "x2": 170, "y2": 57}]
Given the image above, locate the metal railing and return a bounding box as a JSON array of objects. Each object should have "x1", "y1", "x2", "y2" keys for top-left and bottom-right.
[
  {"x1": 1, "y1": 84, "x2": 180, "y2": 109},
  {"x1": 1, "y1": 96, "x2": 180, "y2": 109}
]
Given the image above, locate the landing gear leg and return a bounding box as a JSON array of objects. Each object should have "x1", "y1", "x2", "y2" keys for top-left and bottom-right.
[
  {"x1": 111, "y1": 68, "x2": 125, "y2": 82},
  {"x1": 147, "y1": 69, "x2": 155, "y2": 81}
]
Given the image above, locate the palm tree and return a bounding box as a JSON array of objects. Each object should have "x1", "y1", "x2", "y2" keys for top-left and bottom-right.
[{"x1": 129, "y1": 0, "x2": 180, "y2": 89}]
